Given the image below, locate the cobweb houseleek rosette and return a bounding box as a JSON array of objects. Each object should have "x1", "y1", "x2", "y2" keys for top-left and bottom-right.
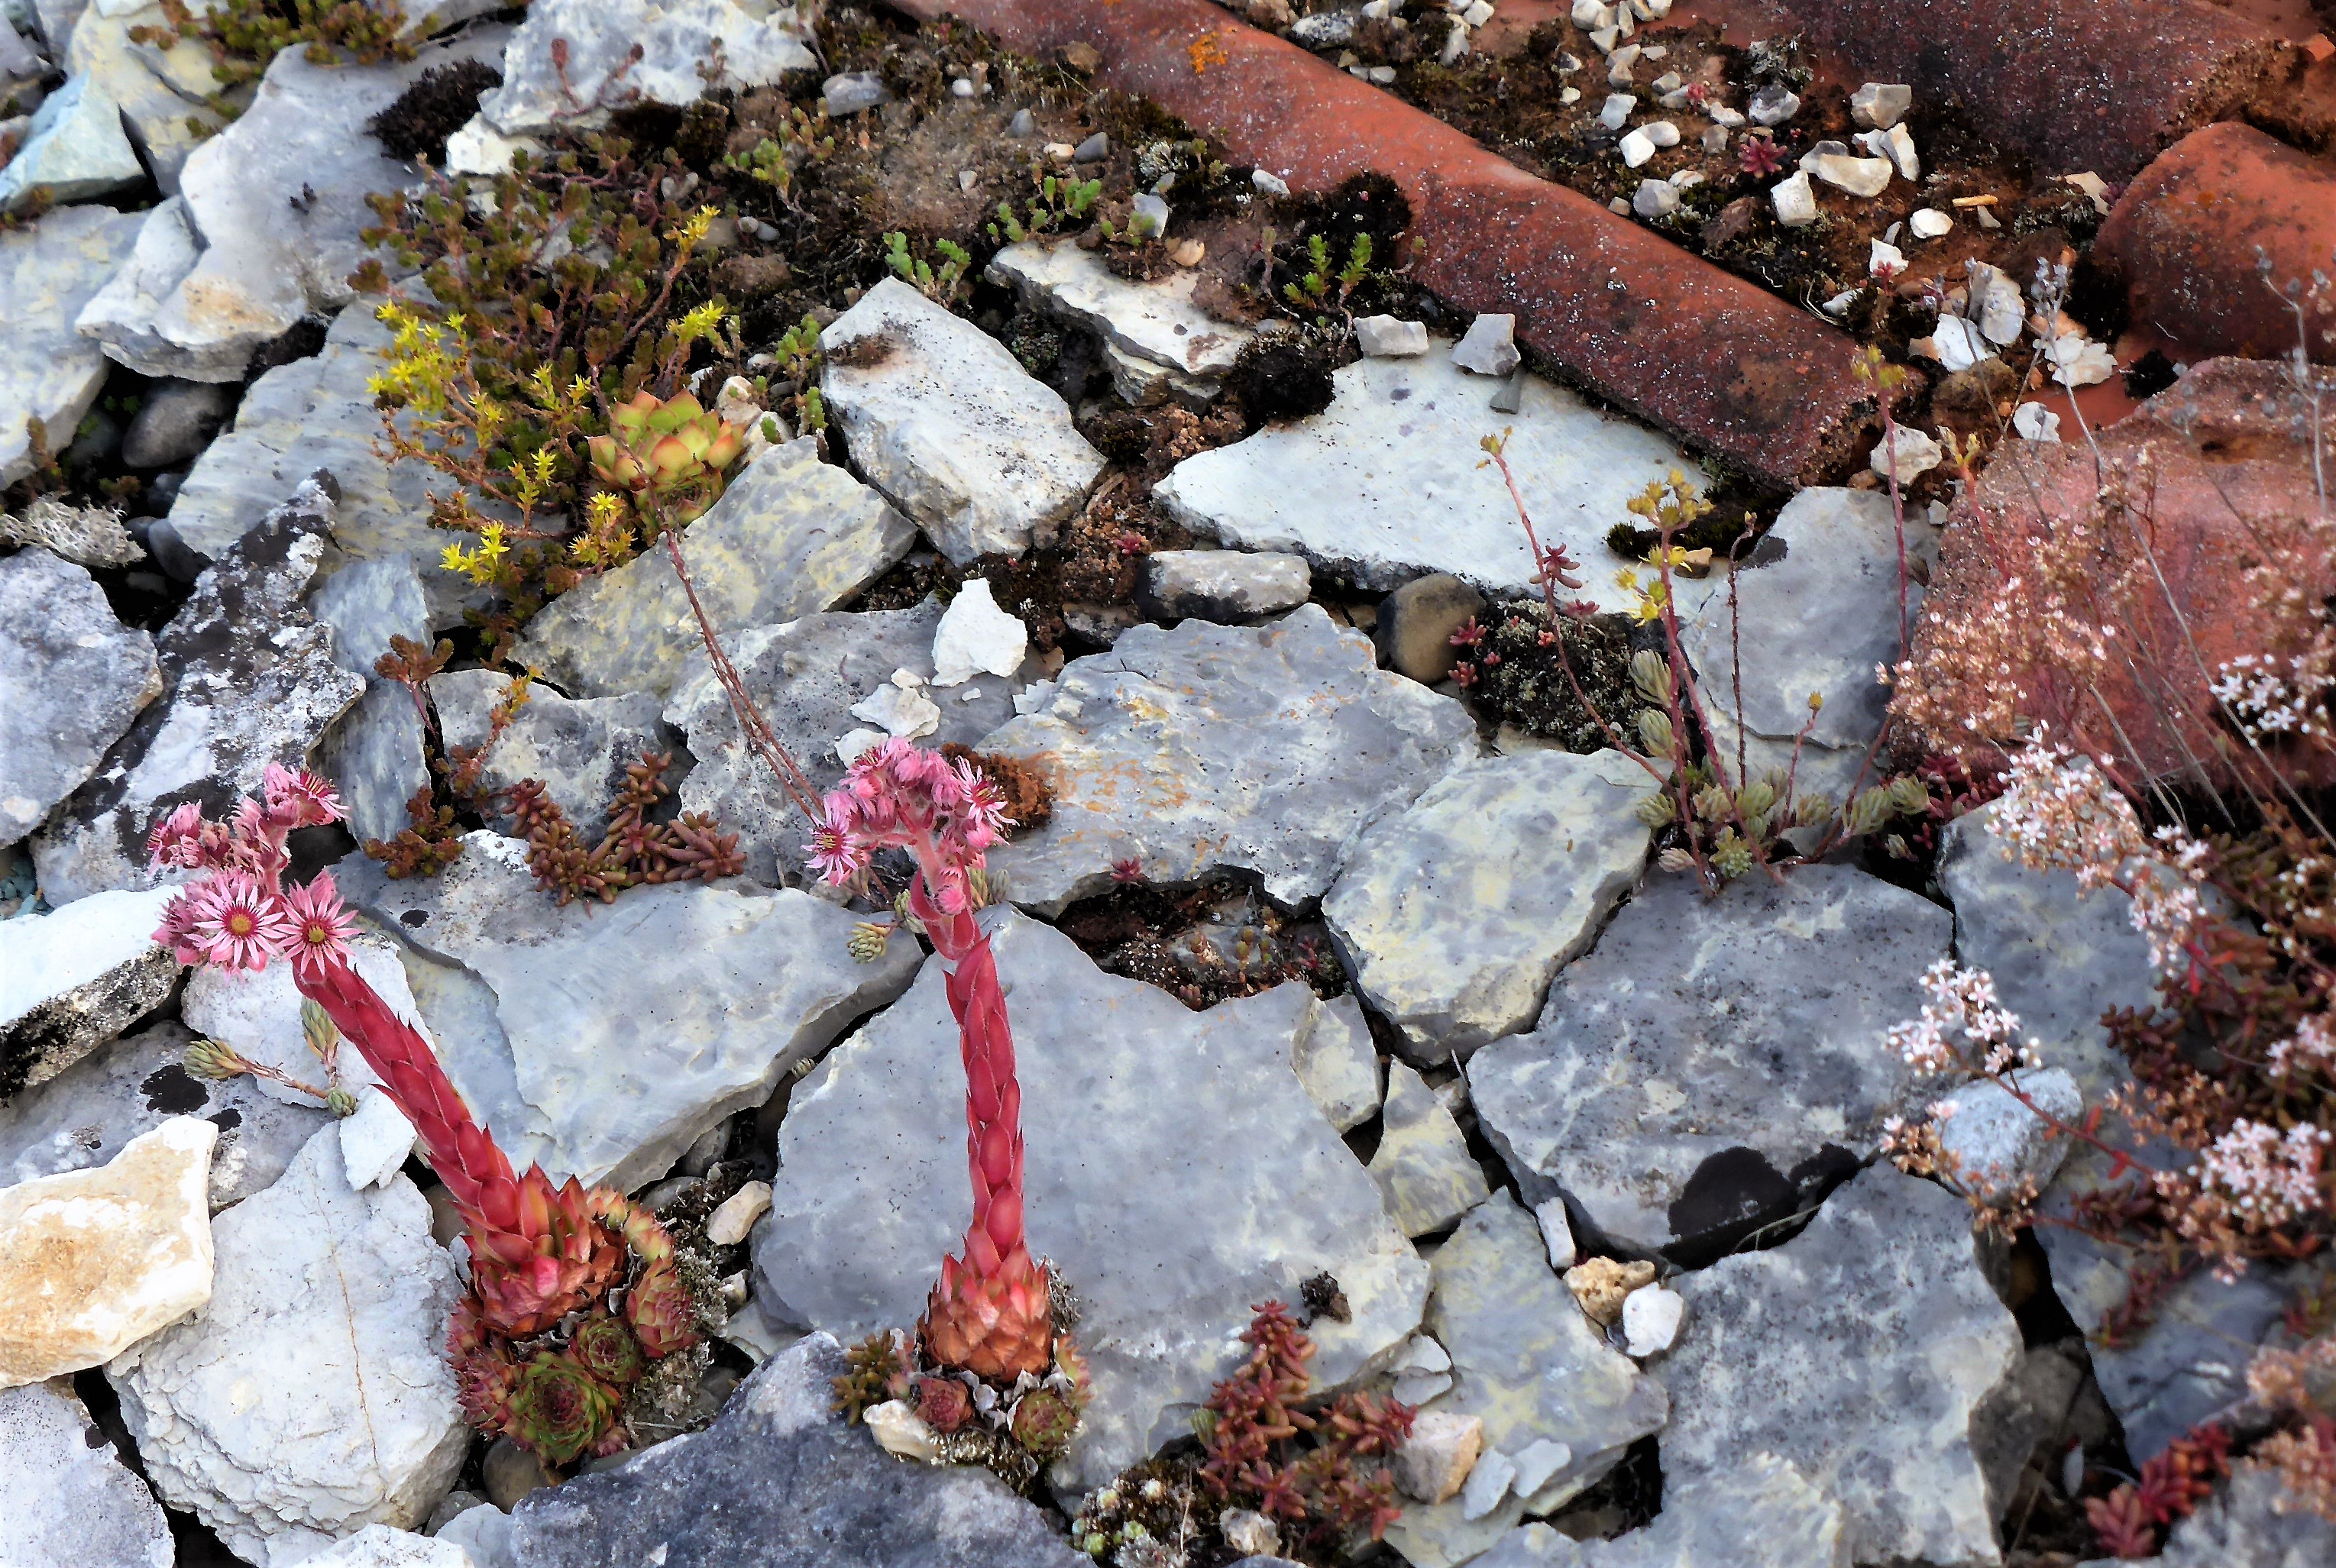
[{"x1": 808, "y1": 737, "x2": 1056, "y2": 1382}]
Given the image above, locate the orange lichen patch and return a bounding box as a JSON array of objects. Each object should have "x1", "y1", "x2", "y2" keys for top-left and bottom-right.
[{"x1": 1188, "y1": 30, "x2": 1228, "y2": 73}]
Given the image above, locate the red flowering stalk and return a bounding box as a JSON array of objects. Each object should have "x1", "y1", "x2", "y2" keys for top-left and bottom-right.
[
  {"x1": 147, "y1": 770, "x2": 697, "y2": 1461},
  {"x1": 807, "y1": 738, "x2": 1054, "y2": 1382}
]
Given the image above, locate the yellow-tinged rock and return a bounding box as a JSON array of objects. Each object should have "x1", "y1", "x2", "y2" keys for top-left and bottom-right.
[{"x1": 0, "y1": 1117, "x2": 217, "y2": 1387}]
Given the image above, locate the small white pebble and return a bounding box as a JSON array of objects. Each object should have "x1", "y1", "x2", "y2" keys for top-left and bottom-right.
[
  {"x1": 1909, "y1": 207, "x2": 1954, "y2": 239},
  {"x1": 950, "y1": 77, "x2": 975, "y2": 99},
  {"x1": 1622, "y1": 1284, "x2": 1685, "y2": 1357}
]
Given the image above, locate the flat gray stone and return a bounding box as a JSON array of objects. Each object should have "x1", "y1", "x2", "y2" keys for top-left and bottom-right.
[
  {"x1": 339, "y1": 832, "x2": 920, "y2": 1191},
  {"x1": 663, "y1": 598, "x2": 1029, "y2": 887},
  {"x1": 310, "y1": 556, "x2": 434, "y2": 849},
  {"x1": 1153, "y1": 349, "x2": 1702, "y2": 611},
  {"x1": 0, "y1": 1019, "x2": 330, "y2": 1210},
  {"x1": 1656, "y1": 1165, "x2": 2024, "y2": 1568},
  {"x1": 1475, "y1": 1454, "x2": 1849, "y2": 1568},
  {"x1": 75, "y1": 29, "x2": 506, "y2": 381},
  {"x1": 0, "y1": 201, "x2": 141, "y2": 486},
  {"x1": 2079, "y1": 1464, "x2": 2336, "y2": 1568},
  {"x1": 0, "y1": 1377, "x2": 174, "y2": 1568},
  {"x1": 32, "y1": 480, "x2": 364, "y2": 904},
  {"x1": 515, "y1": 437, "x2": 915, "y2": 700},
  {"x1": 1370, "y1": 1063, "x2": 1489, "y2": 1238},
  {"x1": 753, "y1": 915, "x2": 1428, "y2": 1491},
  {"x1": 0, "y1": 70, "x2": 141, "y2": 208},
  {"x1": 1295, "y1": 989, "x2": 1380, "y2": 1133},
  {"x1": 1933, "y1": 1067, "x2": 2081, "y2": 1205},
  {"x1": 1383, "y1": 1195, "x2": 1668, "y2": 1568},
  {"x1": 1325, "y1": 750, "x2": 1655, "y2": 1064},
  {"x1": 1467, "y1": 865, "x2": 1951, "y2": 1258},
  {"x1": 0, "y1": 548, "x2": 161, "y2": 841},
  {"x1": 1939, "y1": 802, "x2": 2155, "y2": 1098},
  {"x1": 979, "y1": 604, "x2": 1477, "y2": 916},
  {"x1": 820, "y1": 276, "x2": 1105, "y2": 563},
  {"x1": 121, "y1": 377, "x2": 235, "y2": 469},
  {"x1": 479, "y1": 0, "x2": 816, "y2": 136},
  {"x1": 1136, "y1": 548, "x2": 1312, "y2": 622},
  {"x1": 107, "y1": 1125, "x2": 469, "y2": 1567},
  {"x1": 1681, "y1": 487, "x2": 1935, "y2": 803},
  {"x1": 0, "y1": 886, "x2": 179, "y2": 1099},
  {"x1": 431, "y1": 669, "x2": 676, "y2": 844},
  {"x1": 61, "y1": 5, "x2": 225, "y2": 193},
  {"x1": 510, "y1": 1333, "x2": 1085, "y2": 1568},
  {"x1": 988, "y1": 239, "x2": 1255, "y2": 404}
]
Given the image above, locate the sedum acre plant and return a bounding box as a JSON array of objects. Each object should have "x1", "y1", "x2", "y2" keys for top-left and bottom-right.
[{"x1": 148, "y1": 768, "x2": 707, "y2": 1463}]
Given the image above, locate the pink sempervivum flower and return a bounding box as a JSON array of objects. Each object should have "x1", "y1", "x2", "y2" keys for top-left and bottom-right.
[
  {"x1": 263, "y1": 761, "x2": 342, "y2": 829},
  {"x1": 181, "y1": 871, "x2": 299, "y2": 972},
  {"x1": 283, "y1": 871, "x2": 360, "y2": 979}
]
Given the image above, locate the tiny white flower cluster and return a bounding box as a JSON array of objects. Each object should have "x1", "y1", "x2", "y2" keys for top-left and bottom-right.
[
  {"x1": 1885, "y1": 959, "x2": 2041, "y2": 1075},
  {"x1": 2266, "y1": 1012, "x2": 2336, "y2": 1077},
  {"x1": 2191, "y1": 1120, "x2": 2331, "y2": 1227},
  {"x1": 2208, "y1": 652, "x2": 2333, "y2": 742}
]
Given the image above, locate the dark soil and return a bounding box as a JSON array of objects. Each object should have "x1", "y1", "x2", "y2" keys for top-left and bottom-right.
[{"x1": 1053, "y1": 874, "x2": 1348, "y2": 1010}]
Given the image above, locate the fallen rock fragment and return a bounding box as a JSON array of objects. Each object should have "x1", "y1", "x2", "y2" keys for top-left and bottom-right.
[
  {"x1": 430, "y1": 671, "x2": 678, "y2": 843},
  {"x1": 1396, "y1": 1410, "x2": 1485, "y2": 1505},
  {"x1": 753, "y1": 916, "x2": 1428, "y2": 1490},
  {"x1": 930, "y1": 578, "x2": 1029, "y2": 687},
  {"x1": 0, "y1": 887, "x2": 180, "y2": 1098},
  {"x1": 1136, "y1": 548, "x2": 1312, "y2": 622},
  {"x1": 1563, "y1": 1257, "x2": 1654, "y2": 1327},
  {"x1": 1292, "y1": 990, "x2": 1380, "y2": 1133},
  {"x1": 1, "y1": 202, "x2": 142, "y2": 487},
  {"x1": 1369, "y1": 1063, "x2": 1490, "y2": 1237},
  {"x1": 1475, "y1": 1453, "x2": 1849, "y2": 1567},
  {"x1": 309, "y1": 556, "x2": 433, "y2": 849},
  {"x1": 0, "y1": 1117, "x2": 215, "y2": 1388},
  {"x1": 60, "y1": 3, "x2": 226, "y2": 192},
  {"x1": 480, "y1": 0, "x2": 817, "y2": 136},
  {"x1": 0, "y1": 72, "x2": 141, "y2": 208},
  {"x1": 0, "y1": 1377, "x2": 176, "y2": 1568},
  {"x1": 988, "y1": 239, "x2": 1255, "y2": 403},
  {"x1": 0, "y1": 548, "x2": 162, "y2": 842}
]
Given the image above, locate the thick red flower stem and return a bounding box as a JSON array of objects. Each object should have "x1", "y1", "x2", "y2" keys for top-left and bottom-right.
[{"x1": 912, "y1": 882, "x2": 1033, "y2": 1286}]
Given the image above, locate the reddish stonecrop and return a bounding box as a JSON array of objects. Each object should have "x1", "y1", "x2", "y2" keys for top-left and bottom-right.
[
  {"x1": 809, "y1": 738, "x2": 1054, "y2": 1382},
  {"x1": 148, "y1": 771, "x2": 698, "y2": 1463}
]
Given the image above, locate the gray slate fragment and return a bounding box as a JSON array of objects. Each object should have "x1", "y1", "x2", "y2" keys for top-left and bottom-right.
[
  {"x1": 1474, "y1": 1453, "x2": 1849, "y2": 1568},
  {"x1": 1469, "y1": 865, "x2": 1951, "y2": 1257},
  {"x1": 1383, "y1": 1195, "x2": 1669, "y2": 1568},
  {"x1": 0, "y1": 1020, "x2": 330, "y2": 1211},
  {"x1": 340, "y1": 833, "x2": 920, "y2": 1191},
  {"x1": 0, "y1": 71, "x2": 141, "y2": 208},
  {"x1": 2078, "y1": 1465, "x2": 2336, "y2": 1568},
  {"x1": 510, "y1": 1333, "x2": 1085, "y2": 1568},
  {"x1": 0, "y1": 887, "x2": 179, "y2": 1099},
  {"x1": 1657, "y1": 1165, "x2": 2024, "y2": 1568},
  {"x1": 663, "y1": 597, "x2": 1028, "y2": 887},
  {"x1": 480, "y1": 0, "x2": 817, "y2": 136},
  {"x1": 515, "y1": 438, "x2": 915, "y2": 700},
  {"x1": 1681, "y1": 487, "x2": 1933, "y2": 803},
  {"x1": 32, "y1": 480, "x2": 364, "y2": 904},
  {"x1": 0, "y1": 548, "x2": 161, "y2": 841},
  {"x1": 309, "y1": 556, "x2": 434, "y2": 849},
  {"x1": 1137, "y1": 548, "x2": 1312, "y2": 622},
  {"x1": 979, "y1": 604, "x2": 1477, "y2": 915},
  {"x1": 0, "y1": 1377, "x2": 174, "y2": 1568},
  {"x1": 430, "y1": 670, "x2": 678, "y2": 843},
  {"x1": 1324, "y1": 749, "x2": 1655, "y2": 1063},
  {"x1": 0, "y1": 202, "x2": 141, "y2": 486},
  {"x1": 753, "y1": 916, "x2": 1428, "y2": 1491},
  {"x1": 820, "y1": 276, "x2": 1105, "y2": 562},
  {"x1": 1370, "y1": 1062, "x2": 1490, "y2": 1238}
]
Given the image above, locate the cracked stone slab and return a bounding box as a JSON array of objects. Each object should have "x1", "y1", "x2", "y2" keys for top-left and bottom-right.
[
  {"x1": 1325, "y1": 749, "x2": 1655, "y2": 1064},
  {"x1": 1, "y1": 202, "x2": 142, "y2": 486},
  {"x1": 978, "y1": 603, "x2": 1477, "y2": 916},
  {"x1": 338, "y1": 832, "x2": 921, "y2": 1191},
  {"x1": 310, "y1": 556, "x2": 434, "y2": 849},
  {"x1": 510, "y1": 1332, "x2": 1086, "y2": 1568},
  {"x1": 1369, "y1": 1062, "x2": 1489, "y2": 1238},
  {"x1": 1467, "y1": 865, "x2": 1951, "y2": 1259},
  {"x1": 1383, "y1": 1194, "x2": 1668, "y2": 1568},
  {"x1": 1681, "y1": 487, "x2": 1936, "y2": 803},
  {"x1": 1475, "y1": 1453, "x2": 1849, "y2": 1568},
  {"x1": 1295, "y1": 989, "x2": 1380, "y2": 1133},
  {"x1": 0, "y1": 1377, "x2": 176, "y2": 1568},
  {"x1": 0, "y1": 548, "x2": 162, "y2": 842},
  {"x1": 61, "y1": 3, "x2": 227, "y2": 193},
  {"x1": 431, "y1": 669, "x2": 678, "y2": 845},
  {"x1": 106, "y1": 1124, "x2": 468, "y2": 1567},
  {"x1": 516, "y1": 437, "x2": 916, "y2": 700},
  {"x1": 1656, "y1": 1165, "x2": 2024, "y2": 1568},
  {"x1": 0, "y1": 70, "x2": 142, "y2": 208},
  {"x1": 820, "y1": 276, "x2": 1105, "y2": 562},
  {"x1": 664, "y1": 597, "x2": 1032, "y2": 887},
  {"x1": 988, "y1": 238, "x2": 1255, "y2": 403},
  {"x1": 753, "y1": 915, "x2": 1428, "y2": 1492},
  {"x1": 0, "y1": 1020, "x2": 330, "y2": 1211},
  {"x1": 1152, "y1": 348, "x2": 1704, "y2": 612},
  {"x1": 73, "y1": 27, "x2": 508, "y2": 381},
  {"x1": 479, "y1": 0, "x2": 817, "y2": 137},
  {"x1": 31, "y1": 480, "x2": 364, "y2": 904},
  {"x1": 0, "y1": 886, "x2": 180, "y2": 1099}
]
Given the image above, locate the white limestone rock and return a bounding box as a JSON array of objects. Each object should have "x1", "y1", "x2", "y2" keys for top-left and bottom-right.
[
  {"x1": 988, "y1": 239, "x2": 1255, "y2": 403},
  {"x1": 480, "y1": 0, "x2": 817, "y2": 136},
  {"x1": 1475, "y1": 1454, "x2": 1849, "y2": 1568},
  {"x1": 61, "y1": 4, "x2": 225, "y2": 193},
  {"x1": 1, "y1": 202, "x2": 141, "y2": 486},
  {"x1": 106, "y1": 1126, "x2": 468, "y2": 1566},
  {"x1": 0, "y1": 1117, "x2": 215, "y2": 1388},
  {"x1": 310, "y1": 556, "x2": 433, "y2": 848},
  {"x1": 1370, "y1": 1062, "x2": 1489, "y2": 1237},
  {"x1": 1619, "y1": 1283, "x2": 1682, "y2": 1357},
  {"x1": 1356, "y1": 315, "x2": 1431, "y2": 357},
  {"x1": 1324, "y1": 749, "x2": 1655, "y2": 1062},
  {"x1": 0, "y1": 548, "x2": 162, "y2": 842},
  {"x1": 930, "y1": 577, "x2": 1028, "y2": 687},
  {"x1": 0, "y1": 1377, "x2": 175, "y2": 1568},
  {"x1": 1293, "y1": 990, "x2": 1380, "y2": 1133},
  {"x1": 1135, "y1": 548, "x2": 1312, "y2": 621},
  {"x1": 1770, "y1": 170, "x2": 1818, "y2": 227},
  {"x1": 1153, "y1": 348, "x2": 1705, "y2": 610},
  {"x1": 1933, "y1": 1068, "x2": 2082, "y2": 1204},
  {"x1": 303, "y1": 1525, "x2": 481, "y2": 1567},
  {"x1": 0, "y1": 71, "x2": 141, "y2": 208},
  {"x1": 0, "y1": 887, "x2": 180, "y2": 1098}
]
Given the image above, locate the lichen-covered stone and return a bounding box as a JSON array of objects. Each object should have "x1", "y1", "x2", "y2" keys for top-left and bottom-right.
[
  {"x1": 1137, "y1": 548, "x2": 1313, "y2": 622},
  {"x1": 479, "y1": 0, "x2": 817, "y2": 136},
  {"x1": 510, "y1": 1333, "x2": 1085, "y2": 1568},
  {"x1": 979, "y1": 604, "x2": 1477, "y2": 915},
  {"x1": 31, "y1": 480, "x2": 364, "y2": 904},
  {"x1": 820, "y1": 277, "x2": 1105, "y2": 562},
  {"x1": 1467, "y1": 865, "x2": 1950, "y2": 1257},
  {"x1": 1475, "y1": 1453, "x2": 1849, "y2": 1568},
  {"x1": 753, "y1": 915, "x2": 1428, "y2": 1491},
  {"x1": 0, "y1": 1377, "x2": 175, "y2": 1568},
  {"x1": 0, "y1": 887, "x2": 180, "y2": 1098},
  {"x1": 310, "y1": 556, "x2": 434, "y2": 849},
  {"x1": 1656, "y1": 1165, "x2": 2024, "y2": 1567},
  {"x1": 1383, "y1": 1195, "x2": 1668, "y2": 1568},
  {"x1": 1324, "y1": 750, "x2": 1655, "y2": 1062},
  {"x1": 431, "y1": 670, "x2": 678, "y2": 843},
  {"x1": 1294, "y1": 990, "x2": 1380, "y2": 1133},
  {"x1": 60, "y1": 4, "x2": 226, "y2": 192},
  {"x1": 1, "y1": 202, "x2": 141, "y2": 486},
  {"x1": 0, "y1": 548, "x2": 161, "y2": 842},
  {"x1": 988, "y1": 240, "x2": 1255, "y2": 403},
  {"x1": 1369, "y1": 1063, "x2": 1490, "y2": 1238},
  {"x1": 106, "y1": 1125, "x2": 469, "y2": 1567},
  {"x1": 516, "y1": 438, "x2": 915, "y2": 700},
  {"x1": 0, "y1": 71, "x2": 142, "y2": 208},
  {"x1": 0, "y1": 1117, "x2": 215, "y2": 1388}
]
